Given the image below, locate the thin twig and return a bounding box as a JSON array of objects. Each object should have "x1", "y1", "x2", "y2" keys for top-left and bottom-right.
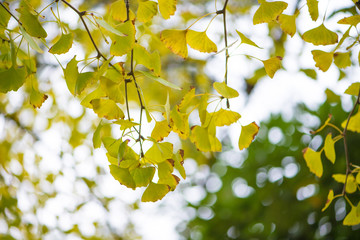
[
  {"x1": 0, "y1": 1, "x2": 22, "y2": 25},
  {"x1": 342, "y1": 88, "x2": 360, "y2": 195},
  {"x1": 221, "y1": 0, "x2": 230, "y2": 108}
]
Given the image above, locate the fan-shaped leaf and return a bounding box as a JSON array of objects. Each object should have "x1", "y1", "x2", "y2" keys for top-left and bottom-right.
[
  {"x1": 213, "y1": 109, "x2": 241, "y2": 126},
  {"x1": 302, "y1": 24, "x2": 338, "y2": 46},
  {"x1": 303, "y1": 147, "x2": 323, "y2": 178},
  {"x1": 109, "y1": 164, "x2": 136, "y2": 189},
  {"x1": 253, "y1": 1, "x2": 288, "y2": 25},
  {"x1": 110, "y1": 21, "x2": 135, "y2": 56},
  {"x1": 278, "y1": 14, "x2": 296, "y2": 37},
  {"x1": 17, "y1": 6, "x2": 47, "y2": 38},
  {"x1": 186, "y1": 30, "x2": 217, "y2": 53},
  {"x1": 151, "y1": 120, "x2": 172, "y2": 142},
  {"x1": 131, "y1": 167, "x2": 155, "y2": 187},
  {"x1": 213, "y1": 82, "x2": 239, "y2": 98},
  {"x1": 262, "y1": 56, "x2": 282, "y2": 78},
  {"x1": 30, "y1": 89, "x2": 48, "y2": 108},
  {"x1": 141, "y1": 182, "x2": 170, "y2": 202},
  {"x1": 338, "y1": 15, "x2": 360, "y2": 26},
  {"x1": 324, "y1": 133, "x2": 336, "y2": 164},
  {"x1": 311, "y1": 50, "x2": 333, "y2": 72},
  {"x1": 236, "y1": 30, "x2": 261, "y2": 48},
  {"x1": 20, "y1": 26, "x2": 43, "y2": 53},
  {"x1": 343, "y1": 204, "x2": 360, "y2": 226},
  {"x1": 137, "y1": 0, "x2": 158, "y2": 23},
  {"x1": 307, "y1": 0, "x2": 319, "y2": 21},
  {"x1": 0, "y1": 67, "x2": 26, "y2": 93},
  {"x1": 344, "y1": 82, "x2": 360, "y2": 96},
  {"x1": 90, "y1": 99, "x2": 125, "y2": 120},
  {"x1": 96, "y1": 18, "x2": 126, "y2": 37},
  {"x1": 334, "y1": 52, "x2": 351, "y2": 69},
  {"x1": 341, "y1": 109, "x2": 360, "y2": 133},
  {"x1": 158, "y1": 0, "x2": 176, "y2": 19},
  {"x1": 239, "y1": 122, "x2": 259, "y2": 150},
  {"x1": 49, "y1": 33, "x2": 73, "y2": 55},
  {"x1": 160, "y1": 29, "x2": 188, "y2": 58}
]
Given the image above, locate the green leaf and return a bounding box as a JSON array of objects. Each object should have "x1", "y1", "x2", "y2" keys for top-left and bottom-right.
[
  {"x1": 20, "y1": 26, "x2": 43, "y2": 53},
  {"x1": 158, "y1": 160, "x2": 180, "y2": 190},
  {"x1": 239, "y1": 122, "x2": 259, "y2": 150},
  {"x1": 49, "y1": 33, "x2": 73, "y2": 55},
  {"x1": 321, "y1": 189, "x2": 334, "y2": 212},
  {"x1": 311, "y1": 50, "x2": 333, "y2": 72},
  {"x1": 334, "y1": 52, "x2": 351, "y2": 69},
  {"x1": 137, "y1": 0, "x2": 158, "y2": 23},
  {"x1": 90, "y1": 99, "x2": 125, "y2": 120},
  {"x1": 236, "y1": 30, "x2": 261, "y2": 48},
  {"x1": 139, "y1": 70, "x2": 182, "y2": 90},
  {"x1": 302, "y1": 24, "x2": 338, "y2": 46},
  {"x1": 110, "y1": 21, "x2": 135, "y2": 56},
  {"x1": 300, "y1": 68, "x2": 317, "y2": 80},
  {"x1": 344, "y1": 82, "x2": 360, "y2": 96},
  {"x1": 186, "y1": 30, "x2": 217, "y2": 53},
  {"x1": 76, "y1": 72, "x2": 94, "y2": 95},
  {"x1": 324, "y1": 133, "x2": 336, "y2": 164},
  {"x1": 141, "y1": 182, "x2": 170, "y2": 202},
  {"x1": 307, "y1": 0, "x2": 319, "y2": 21},
  {"x1": 30, "y1": 88, "x2": 48, "y2": 108},
  {"x1": 253, "y1": 1, "x2": 288, "y2": 25},
  {"x1": 158, "y1": 0, "x2": 177, "y2": 19},
  {"x1": 131, "y1": 167, "x2": 155, "y2": 187},
  {"x1": 262, "y1": 56, "x2": 282, "y2": 78},
  {"x1": 96, "y1": 18, "x2": 126, "y2": 37},
  {"x1": 160, "y1": 29, "x2": 188, "y2": 58},
  {"x1": 213, "y1": 82, "x2": 239, "y2": 98},
  {"x1": 325, "y1": 88, "x2": 341, "y2": 103},
  {"x1": 63, "y1": 56, "x2": 79, "y2": 95},
  {"x1": 93, "y1": 121, "x2": 103, "y2": 148},
  {"x1": 303, "y1": 147, "x2": 323, "y2": 178},
  {"x1": 151, "y1": 120, "x2": 172, "y2": 142},
  {"x1": 277, "y1": 14, "x2": 297, "y2": 37},
  {"x1": 213, "y1": 109, "x2": 241, "y2": 126},
  {"x1": 109, "y1": 164, "x2": 136, "y2": 189},
  {"x1": 0, "y1": 2, "x2": 11, "y2": 30},
  {"x1": 0, "y1": 67, "x2": 26, "y2": 93},
  {"x1": 17, "y1": 6, "x2": 47, "y2": 38},
  {"x1": 343, "y1": 204, "x2": 360, "y2": 226}
]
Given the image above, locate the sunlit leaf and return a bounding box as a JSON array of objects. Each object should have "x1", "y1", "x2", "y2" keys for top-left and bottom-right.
[
  {"x1": 302, "y1": 147, "x2": 323, "y2": 178},
  {"x1": 239, "y1": 122, "x2": 259, "y2": 150},
  {"x1": 133, "y1": 44, "x2": 151, "y2": 69},
  {"x1": 144, "y1": 142, "x2": 173, "y2": 164},
  {"x1": 302, "y1": 24, "x2": 338, "y2": 46},
  {"x1": 90, "y1": 99, "x2": 125, "y2": 120},
  {"x1": 186, "y1": 30, "x2": 217, "y2": 53},
  {"x1": 334, "y1": 52, "x2": 351, "y2": 69},
  {"x1": 0, "y1": 2, "x2": 11, "y2": 30},
  {"x1": 0, "y1": 67, "x2": 26, "y2": 93},
  {"x1": 139, "y1": 70, "x2": 182, "y2": 90},
  {"x1": 341, "y1": 109, "x2": 360, "y2": 133},
  {"x1": 113, "y1": 119, "x2": 139, "y2": 130},
  {"x1": 307, "y1": 0, "x2": 319, "y2": 21},
  {"x1": 109, "y1": 164, "x2": 136, "y2": 189},
  {"x1": 324, "y1": 133, "x2": 336, "y2": 164},
  {"x1": 170, "y1": 107, "x2": 190, "y2": 139},
  {"x1": 178, "y1": 87, "x2": 196, "y2": 113},
  {"x1": 93, "y1": 121, "x2": 103, "y2": 148},
  {"x1": 213, "y1": 82, "x2": 239, "y2": 98},
  {"x1": 137, "y1": 0, "x2": 158, "y2": 23},
  {"x1": 332, "y1": 174, "x2": 357, "y2": 194},
  {"x1": 160, "y1": 29, "x2": 188, "y2": 58},
  {"x1": 63, "y1": 56, "x2": 78, "y2": 95},
  {"x1": 151, "y1": 120, "x2": 171, "y2": 142},
  {"x1": 80, "y1": 87, "x2": 106, "y2": 108},
  {"x1": 277, "y1": 14, "x2": 296, "y2": 37},
  {"x1": 198, "y1": 94, "x2": 208, "y2": 125},
  {"x1": 100, "y1": 76, "x2": 124, "y2": 104},
  {"x1": 337, "y1": 15, "x2": 360, "y2": 26},
  {"x1": 158, "y1": 160, "x2": 179, "y2": 190},
  {"x1": 30, "y1": 88, "x2": 48, "y2": 108},
  {"x1": 321, "y1": 190, "x2": 334, "y2": 212},
  {"x1": 49, "y1": 33, "x2": 73, "y2": 54},
  {"x1": 344, "y1": 82, "x2": 360, "y2": 96},
  {"x1": 236, "y1": 30, "x2": 261, "y2": 48},
  {"x1": 343, "y1": 204, "x2": 360, "y2": 226},
  {"x1": 213, "y1": 109, "x2": 241, "y2": 126},
  {"x1": 131, "y1": 167, "x2": 155, "y2": 187},
  {"x1": 111, "y1": 0, "x2": 129, "y2": 22},
  {"x1": 20, "y1": 26, "x2": 43, "y2": 53},
  {"x1": 190, "y1": 125, "x2": 222, "y2": 152},
  {"x1": 110, "y1": 21, "x2": 135, "y2": 56},
  {"x1": 96, "y1": 18, "x2": 126, "y2": 37},
  {"x1": 173, "y1": 149, "x2": 186, "y2": 179},
  {"x1": 253, "y1": 1, "x2": 288, "y2": 25},
  {"x1": 262, "y1": 56, "x2": 282, "y2": 78},
  {"x1": 17, "y1": 6, "x2": 47, "y2": 38},
  {"x1": 311, "y1": 50, "x2": 333, "y2": 72},
  {"x1": 141, "y1": 182, "x2": 170, "y2": 202},
  {"x1": 158, "y1": 0, "x2": 176, "y2": 19}
]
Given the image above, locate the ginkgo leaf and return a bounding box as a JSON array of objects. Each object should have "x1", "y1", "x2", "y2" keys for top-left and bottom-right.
[
  {"x1": 93, "y1": 121, "x2": 103, "y2": 148},
  {"x1": 322, "y1": 189, "x2": 334, "y2": 212},
  {"x1": 170, "y1": 107, "x2": 190, "y2": 139},
  {"x1": 96, "y1": 18, "x2": 126, "y2": 37},
  {"x1": 30, "y1": 89, "x2": 48, "y2": 108},
  {"x1": 333, "y1": 174, "x2": 357, "y2": 193},
  {"x1": 49, "y1": 33, "x2": 73, "y2": 55},
  {"x1": 343, "y1": 204, "x2": 360, "y2": 226},
  {"x1": 63, "y1": 56, "x2": 79, "y2": 95},
  {"x1": 80, "y1": 87, "x2": 106, "y2": 108},
  {"x1": 338, "y1": 15, "x2": 360, "y2": 26},
  {"x1": 133, "y1": 44, "x2": 151, "y2": 69},
  {"x1": 111, "y1": 0, "x2": 134, "y2": 22},
  {"x1": 186, "y1": 30, "x2": 217, "y2": 53},
  {"x1": 344, "y1": 82, "x2": 360, "y2": 96},
  {"x1": 302, "y1": 24, "x2": 338, "y2": 46},
  {"x1": 141, "y1": 182, "x2": 170, "y2": 202},
  {"x1": 137, "y1": 0, "x2": 158, "y2": 23},
  {"x1": 307, "y1": 0, "x2": 319, "y2": 21},
  {"x1": 262, "y1": 56, "x2": 282, "y2": 78},
  {"x1": 158, "y1": 160, "x2": 178, "y2": 190},
  {"x1": 0, "y1": 2, "x2": 10, "y2": 30},
  {"x1": 109, "y1": 164, "x2": 136, "y2": 189},
  {"x1": 144, "y1": 142, "x2": 173, "y2": 164},
  {"x1": 213, "y1": 82, "x2": 239, "y2": 98},
  {"x1": 236, "y1": 30, "x2": 261, "y2": 48},
  {"x1": 341, "y1": 110, "x2": 360, "y2": 133},
  {"x1": 302, "y1": 147, "x2": 323, "y2": 178},
  {"x1": 20, "y1": 26, "x2": 43, "y2": 53},
  {"x1": 198, "y1": 94, "x2": 208, "y2": 125},
  {"x1": 17, "y1": 6, "x2": 47, "y2": 38},
  {"x1": 139, "y1": 70, "x2": 182, "y2": 90},
  {"x1": 253, "y1": 1, "x2": 288, "y2": 25},
  {"x1": 158, "y1": 0, "x2": 176, "y2": 19},
  {"x1": 213, "y1": 109, "x2": 241, "y2": 126},
  {"x1": 100, "y1": 76, "x2": 124, "y2": 104},
  {"x1": 325, "y1": 88, "x2": 341, "y2": 103},
  {"x1": 190, "y1": 125, "x2": 222, "y2": 152},
  {"x1": 90, "y1": 99, "x2": 125, "y2": 120},
  {"x1": 173, "y1": 149, "x2": 186, "y2": 179},
  {"x1": 151, "y1": 120, "x2": 171, "y2": 142},
  {"x1": 178, "y1": 87, "x2": 196, "y2": 113},
  {"x1": 357, "y1": 172, "x2": 360, "y2": 185},
  {"x1": 131, "y1": 167, "x2": 155, "y2": 187},
  {"x1": 324, "y1": 133, "x2": 336, "y2": 164},
  {"x1": 277, "y1": 14, "x2": 296, "y2": 37},
  {"x1": 160, "y1": 29, "x2": 188, "y2": 58},
  {"x1": 239, "y1": 122, "x2": 259, "y2": 150},
  {"x1": 113, "y1": 119, "x2": 139, "y2": 130},
  {"x1": 311, "y1": 50, "x2": 334, "y2": 72},
  {"x1": 110, "y1": 21, "x2": 135, "y2": 56},
  {"x1": 0, "y1": 67, "x2": 26, "y2": 93},
  {"x1": 301, "y1": 68, "x2": 317, "y2": 80},
  {"x1": 334, "y1": 52, "x2": 351, "y2": 69}
]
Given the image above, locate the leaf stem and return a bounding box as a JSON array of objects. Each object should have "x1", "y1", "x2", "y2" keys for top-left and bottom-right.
[
  {"x1": 0, "y1": 1, "x2": 22, "y2": 25},
  {"x1": 186, "y1": 12, "x2": 216, "y2": 30},
  {"x1": 220, "y1": 0, "x2": 230, "y2": 108},
  {"x1": 327, "y1": 123, "x2": 343, "y2": 134}
]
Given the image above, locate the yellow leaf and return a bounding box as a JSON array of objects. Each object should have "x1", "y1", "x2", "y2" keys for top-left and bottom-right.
[
  {"x1": 190, "y1": 125, "x2": 221, "y2": 152},
  {"x1": 100, "y1": 76, "x2": 125, "y2": 104},
  {"x1": 334, "y1": 52, "x2": 351, "y2": 69},
  {"x1": 322, "y1": 190, "x2": 334, "y2": 212},
  {"x1": 324, "y1": 133, "x2": 335, "y2": 164},
  {"x1": 236, "y1": 30, "x2": 261, "y2": 48},
  {"x1": 170, "y1": 107, "x2": 190, "y2": 139},
  {"x1": 48, "y1": 33, "x2": 73, "y2": 55},
  {"x1": 178, "y1": 87, "x2": 197, "y2": 113},
  {"x1": 137, "y1": 0, "x2": 158, "y2": 23},
  {"x1": 90, "y1": 99, "x2": 125, "y2": 120},
  {"x1": 213, "y1": 82, "x2": 239, "y2": 98},
  {"x1": 332, "y1": 174, "x2": 357, "y2": 193},
  {"x1": 302, "y1": 147, "x2": 323, "y2": 178},
  {"x1": 311, "y1": 50, "x2": 333, "y2": 72},
  {"x1": 262, "y1": 56, "x2": 282, "y2": 78},
  {"x1": 110, "y1": 0, "x2": 135, "y2": 22},
  {"x1": 344, "y1": 82, "x2": 360, "y2": 96},
  {"x1": 141, "y1": 182, "x2": 170, "y2": 202},
  {"x1": 302, "y1": 24, "x2": 338, "y2": 46},
  {"x1": 307, "y1": 0, "x2": 319, "y2": 21},
  {"x1": 338, "y1": 15, "x2": 360, "y2": 26},
  {"x1": 343, "y1": 205, "x2": 360, "y2": 226},
  {"x1": 151, "y1": 120, "x2": 172, "y2": 142},
  {"x1": 144, "y1": 142, "x2": 173, "y2": 164},
  {"x1": 213, "y1": 109, "x2": 241, "y2": 127},
  {"x1": 160, "y1": 29, "x2": 188, "y2": 58},
  {"x1": 341, "y1": 109, "x2": 360, "y2": 133},
  {"x1": 110, "y1": 21, "x2": 136, "y2": 56},
  {"x1": 277, "y1": 14, "x2": 296, "y2": 37},
  {"x1": 158, "y1": 0, "x2": 177, "y2": 19},
  {"x1": 186, "y1": 30, "x2": 217, "y2": 53},
  {"x1": 113, "y1": 119, "x2": 139, "y2": 130},
  {"x1": 239, "y1": 122, "x2": 259, "y2": 150},
  {"x1": 30, "y1": 89, "x2": 48, "y2": 108},
  {"x1": 253, "y1": 1, "x2": 288, "y2": 25}
]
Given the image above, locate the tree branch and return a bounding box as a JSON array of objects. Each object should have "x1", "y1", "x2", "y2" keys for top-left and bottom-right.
[
  {"x1": 0, "y1": 1, "x2": 22, "y2": 25},
  {"x1": 221, "y1": 0, "x2": 230, "y2": 108}
]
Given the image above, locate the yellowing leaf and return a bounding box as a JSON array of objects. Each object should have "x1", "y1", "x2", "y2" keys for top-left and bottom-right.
[
  {"x1": 137, "y1": 0, "x2": 158, "y2": 23},
  {"x1": 110, "y1": 21, "x2": 135, "y2": 56},
  {"x1": 131, "y1": 167, "x2": 155, "y2": 187},
  {"x1": 110, "y1": 0, "x2": 129, "y2": 22},
  {"x1": 49, "y1": 33, "x2": 73, "y2": 55},
  {"x1": 96, "y1": 18, "x2": 127, "y2": 37},
  {"x1": 173, "y1": 150, "x2": 186, "y2": 179},
  {"x1": 170, "y1": 107, "x2": 190, "y2": 139},
  {"x1": 0, "y1": 67, "x2": 26, "y2": 93},
  {"x1": 30, "y1": 89, "x2": 48, "y2": 108},
  {"x1": 113, "y1": 119, "x2": 139, "y2": 130},
  {"x1": 93, "y1": 121, "x2": 103, "y2": 149},
  {"x1": 139, "y1": 70, "x2": 182, "y2": 90},
  {"x1": 160, "y1": 29, "x2": 188, "y2": 58},
  {"x1": 307, "y1": 0, "x2": 319, "y2": 21},
  {"x1": 100, "y1": 76, "x2": 124, "y2": 104},
  {"x1": 0, "y1": 2, "x2": 10, "y2": 30},
  {"x1": 190, "y1": 125, "x2": 222, "y2": 152},
  {"x1": 334, "y1": 52, "x2": 351, "y2": 69},
  {"x1": 262, "y1": 56, "x2": 282, "y2": 78},
  {"x1": 236, "y1": 30, "x2": 261, "y2": 48},
  {"x1": 277, "y1": 14, "x2": 296, "y2": 37},
  {"x1": 343, "y1": 205, "x2": 360, "y2": 226},
  {"x1": 151, "y1": 120, "x2": 171, "y2": 142},
  {"x1": 332, "y1": 174, "x2": 357, "y2": 194},
  {"x1": 109, "y1": 164, "x2": 136, "y2": 189},
  {"x1": 90, "y1": 99, "x2": 125, "y2": 120},
  {"x1": 341, "y1": 110, "x2": 360, "y2": 133},
  {"x1": 322, "y1": 190, "x2": 334, "y2": 212},
  {"x1": 311, "y1": 50, "x2": 333, "y2": 72},
  {"x1": 178, "y1": 87, "x2": 196, "y2": 113},
  {"x1": 158, "y1": 0, "x2": 176, "y2": 19},
  {"x1": 338, "y1": 15, "x2": 360, "y2": 26},
  {"x1": 213, "y1": 109, "x2": 241, "y2": 126},
  {"x1": 253, "y1": 1, "x2": 288, "y2": 25},
  {"x1": 324, "y1": 133, "x2": 336, "y2": 164},
  {"x1": 141, "y1": 182, "x2": 170, "y2": 202},
  {"x1": 186, "y1": 30, "x2": 217, "y2": 53},
  {"x1": 239, "y1": 122, "x2": 259, "y2": 150},
  {"x1": 20, "y1": 26, "x2": 43, "y2": 53},
  {"x1": 158, "y1": 160, "x2": 178, "y2": 190},
  {"x1": 302, "y1": 24, "x2": 338, "y2": 46},
  {"x1": 144, "y1": 142, "x2": 173, "y2": 164},
  {"x1": 213, "y1": 82, "x2": 239, "y2": 98},
  {"x1": 17, "y1": 6, "x2": 47, "y2": 38},
  {"x1": 303, "y1": 147, "x2": 323, "y2": 178},
  {"x1": 300, "y1": 68, "x2": 317, "y2": 80},
  {"x1": 344, "y1": 82, "x2": 360, "y2": 96}
]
